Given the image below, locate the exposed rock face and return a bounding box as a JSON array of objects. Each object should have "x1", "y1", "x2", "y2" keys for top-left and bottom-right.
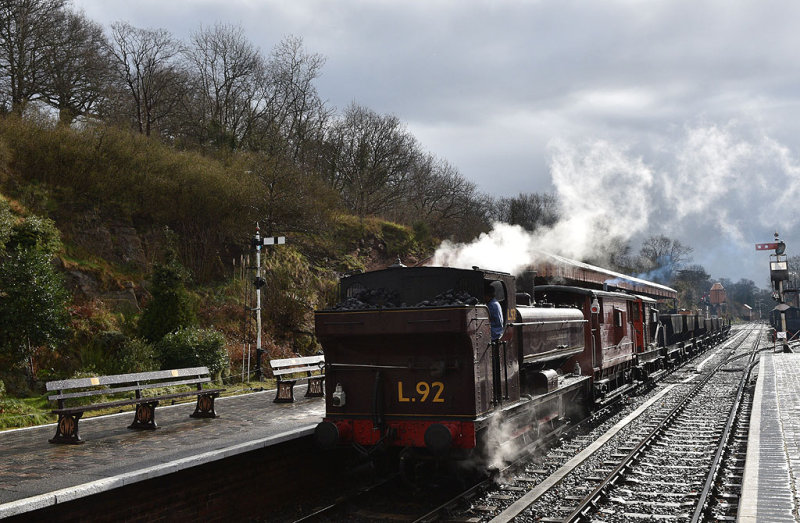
[
  {"x1": 58, "y1": 211, "x2": 148, "y2": 311},
  {"x1": 110, "y1": 225, "x2": 148, "y2": 269},
  {"x1": 66, "y1": 212, "x2": 147, "y2": 271},
  {"x1": 63, "y1": 270, "x2": 141, "y2": 313},
  {"x1": 66, "y1": 269, "x2": 100, "y2": 299},
  {"x1": 98, "y1": 281, "x2": 141, "y2": 314}
]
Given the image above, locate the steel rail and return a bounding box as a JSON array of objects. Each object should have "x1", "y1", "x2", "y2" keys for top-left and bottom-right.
[
  {"x1": 486, "y1": 328, "x2": 746, "y2": 523},
  {"x1": 291, "y1": 473, "x2": 399, "y2": 522},
  {"x1": 560, "y1": 327, "x2": 755, "y2": 523},
  {"x1": 413, "y1": 382, "x2": 640, "y2": 523},
  {"x1": 412, "y1": 411, "x2": 596, "y2": 523},
  {"x1": 690, "y1": 326, "x2": 763, "y2": 522}
]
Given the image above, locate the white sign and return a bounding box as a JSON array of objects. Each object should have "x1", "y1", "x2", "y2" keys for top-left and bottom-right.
[
  {"x1": 778, "y1": 331, "x2": 787, "y2": 340},
  {"x1": 262, "y1": 236, "x2": 285, "y2": 245}
]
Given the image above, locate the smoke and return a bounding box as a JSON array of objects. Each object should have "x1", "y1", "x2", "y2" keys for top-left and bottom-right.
[
  {"x1": 433, "y1": 119, "x2": 800, "y2": 282},
  {"x1": 433, "y1": 139, "x2": 655, "y2": 273}
]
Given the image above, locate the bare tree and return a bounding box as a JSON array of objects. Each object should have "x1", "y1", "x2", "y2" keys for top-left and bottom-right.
[
  {"x1": 0, "y1": 0, "x2": 66, "y2": 114},
  {"x1": 245, "y1": 151, "x2": 338, "y2": 238},
  {"x1": 182, "y1": 23, "x2": 265, "y2": 148},
  {"x1": 40, "y1": 9, "x2": 110, "y2": 125},
  {"x1": 673, "y1": 264, "x2": 712, "y2": 309},
  {"x1": 590, "y1": 235, "x2": 636, "y2": 274},
  {"x1": 259, "y1": 35, "x2": 331, "y2": 161},
  {"x1": 324, "y1": 103, "x2": 418, "y2": 220},
  {"x1": 492, "y1": 192, "x2": 559, "y2": 232},
  {"x1": 787, "y1": 255, "x2": 800, "y2": 288},
  {"x1": 392, "y1": 153, "x2": 482, "y2": 239},
  {"x1": 107, "y1": 21, "x2": 182, "y2": 136},
  {"x1": 636, "y1": 234, "x2": 693, "y2": 283}
]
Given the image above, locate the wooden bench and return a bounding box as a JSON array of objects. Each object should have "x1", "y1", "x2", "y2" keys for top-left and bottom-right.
[
  {"x1": 46, "y1": 367, "x2": 224, "y2": 444},
  {"x1": 270, "y1": 355, "x2": 325, "y2": 403}
]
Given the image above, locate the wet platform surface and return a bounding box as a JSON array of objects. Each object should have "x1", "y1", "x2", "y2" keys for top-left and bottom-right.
[
  {"x1": 740, "y1": 351, "x2": 800, "y2": 522},
  {"x1": 0, "y1": 388, "x2": 324, "y2": 518}
]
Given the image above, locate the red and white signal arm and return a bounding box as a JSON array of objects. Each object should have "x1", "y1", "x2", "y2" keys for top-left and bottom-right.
[
  {"x1": 756, "y1": 242, "x2": 779, "y2": 251},
  {"x1": 590, "y1": 298, "x2": 600, "y2": 314}
]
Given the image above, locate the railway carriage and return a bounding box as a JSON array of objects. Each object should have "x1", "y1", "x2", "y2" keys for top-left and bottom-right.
[{"x1": 532, "y1": 286, "x2": 649, "y2": 402}]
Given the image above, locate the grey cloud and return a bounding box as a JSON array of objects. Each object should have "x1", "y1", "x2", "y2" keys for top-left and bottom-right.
[{"x1": 71, "y1": 0, "x2": 800, "y2": 284}]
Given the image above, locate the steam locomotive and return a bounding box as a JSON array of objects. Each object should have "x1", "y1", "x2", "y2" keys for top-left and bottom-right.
[{"x1": 313, "y1": 260, "x2": 729, "y2": 470}]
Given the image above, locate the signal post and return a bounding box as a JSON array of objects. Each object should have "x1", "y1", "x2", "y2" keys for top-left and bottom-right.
[
  {"x1": 252, "y1": 224, "x2": 285, "y2": 381},
  {"x1": 756, "y1": 233, "x2": 789, "y2": 349}
]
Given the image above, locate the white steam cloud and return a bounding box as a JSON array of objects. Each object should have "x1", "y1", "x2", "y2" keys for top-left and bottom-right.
[
  {"x1": 433, "y1": 139, "x2": 655, "y2": 273},
  {"x1": 434, "y1": 119, "x2": 800, "y2": 282}
]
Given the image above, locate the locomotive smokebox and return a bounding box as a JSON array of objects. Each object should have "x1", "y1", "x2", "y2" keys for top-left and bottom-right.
[{"x1": 424, "y1": 423, "x2": 458, "y2": 455}]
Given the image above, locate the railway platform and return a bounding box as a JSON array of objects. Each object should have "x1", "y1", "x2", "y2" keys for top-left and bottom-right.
[
  {"x1": 0, "y1": 388, "x2": 324, "y2": 519},
  {"x1": 739, "y1": 351, "x2": 800, "y2": 522}
]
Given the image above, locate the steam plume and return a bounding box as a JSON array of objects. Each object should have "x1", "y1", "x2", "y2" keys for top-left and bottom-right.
[
  {"x1": 434, "y1": 120, "x2": 800, "y2": 283},
  {"x1": 433, "y1": 139, "x2": 654, "y2": 273}
]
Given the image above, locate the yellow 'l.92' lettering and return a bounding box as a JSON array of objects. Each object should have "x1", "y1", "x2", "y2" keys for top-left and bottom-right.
[{"x1": 397, "y1": 381, "x2": 445, "y2": 403}]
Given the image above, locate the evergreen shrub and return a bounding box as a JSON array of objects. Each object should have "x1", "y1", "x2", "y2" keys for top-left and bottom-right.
[{"x1": 157, "y1": 327, "x2": 228, "y2": 377}]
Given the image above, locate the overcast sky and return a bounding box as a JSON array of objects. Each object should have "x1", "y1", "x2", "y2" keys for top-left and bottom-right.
[{"x1": 71, "y1": 0, "x2": 800, "y2": 291}]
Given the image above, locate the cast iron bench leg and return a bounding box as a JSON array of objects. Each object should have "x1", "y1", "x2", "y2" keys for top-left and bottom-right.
[
  {"x1": 49, "y1": 412, "x2": 84, "y2": 444},
  {"x1": 129, "y1": 400, "x2": 159, "y2": 430},
  {"x1": 305, "y1": 377, "x2": 324, "y2": 397},
  {"x1": 191, "y1": 392, "x2": 219, "y2": 418},
  {"x1": 274, "y1": 380, "x2": 296, "y2": 403}
]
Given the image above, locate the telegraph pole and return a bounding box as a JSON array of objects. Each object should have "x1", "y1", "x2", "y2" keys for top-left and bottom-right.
[{"x1": 251, "y1": 224, "x2": 285, "y2": 381}]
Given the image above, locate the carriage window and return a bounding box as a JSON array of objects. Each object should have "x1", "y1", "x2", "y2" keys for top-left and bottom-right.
[{"x1": 614, "y1": 308, "x2": 625, "y2": 327}]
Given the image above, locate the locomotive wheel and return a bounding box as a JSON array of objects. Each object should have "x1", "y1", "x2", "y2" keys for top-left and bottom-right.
[
  {"x1": 399, "y1": 447, "x2": 429, "y2": 487},
  {"x1": 399, "y1": 447, "x2": 485, "y2": 489}
]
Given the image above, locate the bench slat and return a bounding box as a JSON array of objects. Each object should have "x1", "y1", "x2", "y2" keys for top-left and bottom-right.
[
  {"x1": 48, "y1": 376, "x2": 211, "y2": 401},
  {"x1": 276, "y1": 375, "x2": 325, "y2": 383},
  {"x1": 272, "y1": 366, "x2": 324, "y2": 377},
  {"x1": 270, "y1": 356, "x2": 324, "y2": 368},
  {"x1": 46, "y1": 367, "x2": 210, "y2": 391},
  {"x1": 52, "y1": 388, "x2": 224, "y2": 415}
]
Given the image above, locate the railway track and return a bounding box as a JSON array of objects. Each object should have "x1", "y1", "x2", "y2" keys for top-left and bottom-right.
[{"x1": 476, "y1": 324, "x2": 762, "y2": 523}]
